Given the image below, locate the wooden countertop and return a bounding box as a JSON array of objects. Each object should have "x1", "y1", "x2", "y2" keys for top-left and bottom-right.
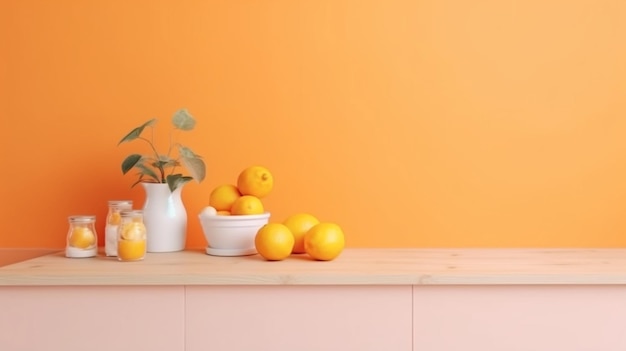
[
  {"x1": 0, "y1": 248, "x2": 59, "y2": 268},
  {"x1": 1, "y1": 248, "x2": 625, "y2": 286}
]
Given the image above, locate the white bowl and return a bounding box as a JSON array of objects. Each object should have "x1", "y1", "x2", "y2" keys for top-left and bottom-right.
[{"x1": 198, "y1": 207, "x2": 270, "y2": 256}]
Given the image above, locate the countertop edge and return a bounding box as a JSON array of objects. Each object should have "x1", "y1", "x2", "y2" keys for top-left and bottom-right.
[{"x1": 2, "y1": 248, "x2": 626, "y2": 286}]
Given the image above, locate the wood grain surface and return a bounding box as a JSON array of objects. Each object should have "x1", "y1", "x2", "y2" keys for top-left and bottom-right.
[{"x1": 1, "y1": 248, "x2": 625, "y2": 286}]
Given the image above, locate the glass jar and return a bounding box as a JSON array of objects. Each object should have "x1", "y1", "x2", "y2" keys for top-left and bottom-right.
[
  {"x1": 117, "y1": 210, "x2": 147, "y2": 261},
  {"x1": 66, "y1": 215, "x2": 98, "y2": 258},
  {"x1": 105, "y1": 200, "x2": 133, "y2": 257}
]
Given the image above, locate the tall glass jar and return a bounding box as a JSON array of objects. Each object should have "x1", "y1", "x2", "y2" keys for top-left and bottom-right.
[
  {"x1": 105, "y1": 200, "x2": 133, "y2": 257},
  {"x1": 117, "y1": 210, "x2": 147, "y2": 261},
  {"x1": 66, "y1": 215, "x2": 97, "y2": 258}
]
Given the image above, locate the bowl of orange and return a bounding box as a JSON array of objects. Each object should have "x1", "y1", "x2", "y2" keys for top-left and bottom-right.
[{"x1": 198, "y1": 206, "x2": 270, "y2": 256}]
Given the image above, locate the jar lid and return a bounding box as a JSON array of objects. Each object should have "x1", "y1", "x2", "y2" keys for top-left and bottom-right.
[
  {"x1": 68, "y1": 215, "x2": 96, "y2": 223},
  {"x1": 108, "y1": 200, "x2": 133, "y2": 206},
  {"x1": 120, "y1": 210, "x2": 143, "y2": 217}
]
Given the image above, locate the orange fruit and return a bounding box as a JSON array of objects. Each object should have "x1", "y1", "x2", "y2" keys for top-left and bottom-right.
[
  {"x1": 209, "y1": 184, "x2": 241, "y2": 211},
  {"x1": 108, "y1": 212, "x2": 121, "y2": 225},
  {"x1": 216, "y1": 210, "x2": 231, "y2": 216},
  {"x1": 237, "y1": 166, "x2": 274, "y2": 198},
  {"x1": 304, "y1": 223, "x2": 345, "y2": 261},
  {"x1": 120, "y1": 222, "x2": 145, "y2": 240},
  {"x1": 231, "y1": 195, "x2": 264, "y2": 215},
  {"x1": 255, "y1": 223, "x2": 294, "y2": 261},
  {"x1": 117, "y1": 239, "x2": 146, "y2": 261},
  {"x1": 69, "y1": 226, "x2": 96, "y2": 249},
  {"x1": 283, "y1": 213, "x2": 320, "y2": 254}
]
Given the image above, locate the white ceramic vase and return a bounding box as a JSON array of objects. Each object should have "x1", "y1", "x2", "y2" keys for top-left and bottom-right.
[{"x1": 142, "y1": 182, "x2": 187, "y2": 252}]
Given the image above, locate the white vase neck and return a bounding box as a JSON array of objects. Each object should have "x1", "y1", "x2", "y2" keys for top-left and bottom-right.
[{"x1": 141, "y1": 182, "x2": 184, "y2": 197}]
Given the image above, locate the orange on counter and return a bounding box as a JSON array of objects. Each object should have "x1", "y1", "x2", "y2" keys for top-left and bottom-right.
[
  {"x1": 304, "y1": 223, "x2": 345, "y2": 261},
  {"x1": 255, "y1": 223, "x2": 294, "y2": 261},
  {"x1": 283, "y1": 213, "x2": 320, "y2": 254}
]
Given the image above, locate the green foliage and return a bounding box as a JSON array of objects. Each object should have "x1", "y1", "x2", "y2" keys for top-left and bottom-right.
[{"x1": 118, "y1": 109, "x2": 206, "y2": 192}]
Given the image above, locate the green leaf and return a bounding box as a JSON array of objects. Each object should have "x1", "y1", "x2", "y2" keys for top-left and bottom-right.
[
  {"x1": 135, "y1": 163, "x2": 160, "y2": 183},
  {"x1": 121, "y1": 154, "x2": 142, "y2": 174},
  {"x1": 153, "y1": 160, "x2": 168, "y2": 169},
  {"x1": 158, "y1": 154, "x2": 172, "y2": 161},
  {"x1": 153, "y1": 158, "x2": 179, "y2": 169},
  {"x1": 118, "y1": 118, "x2": 157, "y2": 145},
  {"x1": 181, "y1": 156, "x2": 206, "y2": 183},
  {"x1": 166, "y1": 174, "x2": 192, "y2": 192},
  {"x1": 172, "y1": 109, "x2": 196, "y2": 131},
  {"x1": 178, "y1": 146, "x2": 201, "y2": 158}
]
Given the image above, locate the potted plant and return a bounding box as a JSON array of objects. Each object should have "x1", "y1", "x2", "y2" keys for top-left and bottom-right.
[{"x1": 118, "y1": 108, "x2": 206, "y2": 252}]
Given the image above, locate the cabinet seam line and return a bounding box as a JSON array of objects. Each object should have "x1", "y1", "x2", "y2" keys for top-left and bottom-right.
[{"x1": 184, "y1": 285, "x2": 187, "y2": 351}]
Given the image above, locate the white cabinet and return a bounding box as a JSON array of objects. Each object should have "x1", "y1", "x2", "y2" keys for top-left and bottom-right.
[
  {"x1": 0, "y1": 286, "x2": 185, "y2": 351},
  {"x1": 185, "y1": 285, "x2": 413, "y2": 351},
  {"x1": 3, "y1": 285, "x2": 626, "y2": 351},
  {"x1": 413, "y1": 286, "x2": 626, "y2": 351}
]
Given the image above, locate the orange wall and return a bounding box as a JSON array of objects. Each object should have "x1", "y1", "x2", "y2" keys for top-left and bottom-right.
[{"x1": 2, "y1": 0, "x2": 626, "y2": 249}]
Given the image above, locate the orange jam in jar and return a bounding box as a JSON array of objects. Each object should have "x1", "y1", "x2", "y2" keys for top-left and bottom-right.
[
  {"x1": 117, "y1": 210, "x2": 147, "y2": 261},
  {"x1": 105, "y1": 200, "x2": 133, "y2": 257},
  {"x1": 66, "y1": 215, "x2": 97, "y2": 258}
]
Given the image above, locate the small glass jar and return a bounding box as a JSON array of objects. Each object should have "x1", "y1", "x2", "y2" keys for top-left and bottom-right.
[
  {"x1": 105, "y1": 200, "x2": 133, "y2": 257},
  {"x1": 117, "y1": 210, "x2": 147, "y2": 261},
  {"x1": 66, "y1": 215, "x2": 98, "y2": 258}
]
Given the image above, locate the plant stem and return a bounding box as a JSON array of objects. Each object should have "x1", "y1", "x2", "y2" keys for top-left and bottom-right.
[
  {"x1": 168, "y1": 130, "x2": 174, "y2": 176},
  {"x1": 139, "y1": 136, "x2": 166, "y2": 183}
]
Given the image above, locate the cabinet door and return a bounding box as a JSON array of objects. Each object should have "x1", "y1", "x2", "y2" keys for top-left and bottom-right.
[
  {"x1": 0, "y1": 286, "x2": 185, "y2": 351},
  {"x1": 413, "y1": 286, "x2": 626, "y2": 351},
  {"x1": 186, "y1": 285, "x2": 412, "y2": 351}
]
